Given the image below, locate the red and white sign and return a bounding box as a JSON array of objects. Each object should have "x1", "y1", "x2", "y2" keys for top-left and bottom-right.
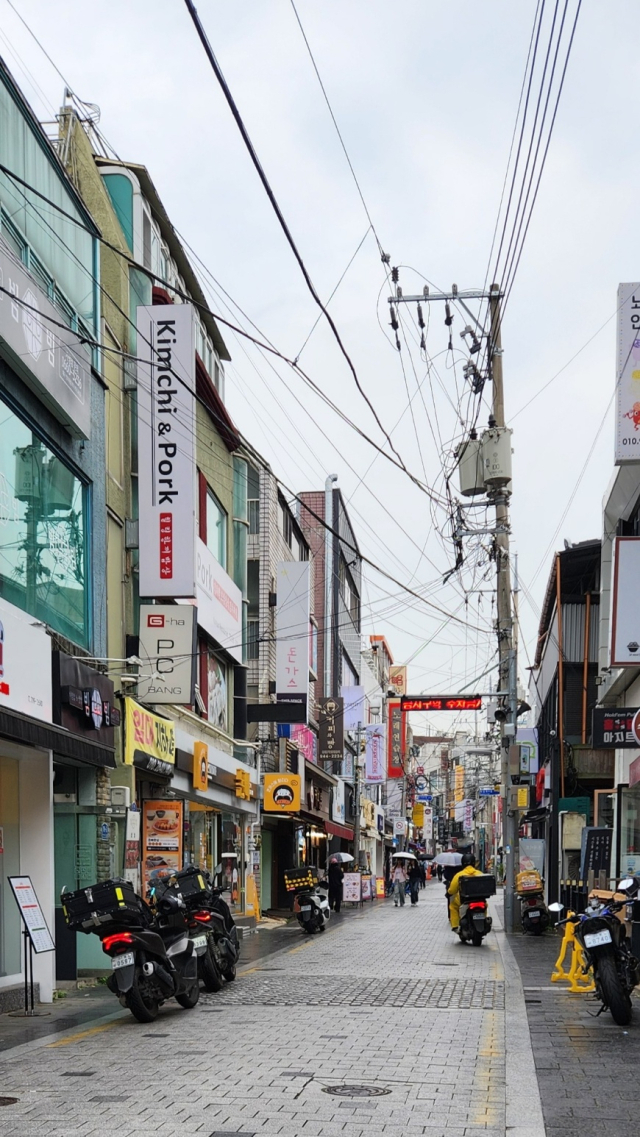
[
  {"x1": 365, "y1": 723, "x2": 385, "y2": 783},
  {"x1": 137, "y1": 303, "x2": 197, "y2": 598},
  {"x1": 387, "y1": 700, "x2": 405, "y2": 778},
  {"x1": 0, "y1": 597, "x2": 51, "y2": 722},
  {"x1": 195, "y1": 539, "x2": 243, "y2": 663}
]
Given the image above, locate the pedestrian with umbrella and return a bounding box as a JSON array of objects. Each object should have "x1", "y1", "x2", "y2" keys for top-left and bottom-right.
[
  {"x1": 391, "y1": 852, "x2": 415, "y2": 907},
  {"x1": 327, "y1": 853, "x2": 352, "y2": 913}
]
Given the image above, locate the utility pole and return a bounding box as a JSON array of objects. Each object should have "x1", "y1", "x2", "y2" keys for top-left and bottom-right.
[{"x1": 489, "y1": 284, "x2": 518, "y2": 935}]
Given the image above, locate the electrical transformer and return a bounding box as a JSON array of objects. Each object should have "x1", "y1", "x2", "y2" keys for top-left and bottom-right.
[
  {"x1": 457, "y1": 436, "x2": 485, "y2": 496},
  {"x1": 481, "y1": 426, "x2": 512, "y2": 489}
]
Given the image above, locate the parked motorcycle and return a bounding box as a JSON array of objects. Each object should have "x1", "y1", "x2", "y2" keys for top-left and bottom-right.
[
  {"x1": 293, "y1": 879, "x2": 330, "y2": 934},
  {"x1": 61, "y1": 877, "x2": 205, "y2": 1023},
  {"x1": 550, "y1": 878, "x2": 640, "y2": 1025},
  {"x1": 174, "y1": 866, "x2": 240, "y2": 987},
  {"x1": 456, "y1": 874, "x2": 496, "y2": 946},
  {"x1": 516, "y1": 870, "x2": 549, "y2": 936}
]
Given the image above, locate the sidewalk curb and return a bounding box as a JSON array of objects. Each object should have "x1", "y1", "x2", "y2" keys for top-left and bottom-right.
[{"x1": 493, "y1": 903, "x2": 546, "y2": 1137}]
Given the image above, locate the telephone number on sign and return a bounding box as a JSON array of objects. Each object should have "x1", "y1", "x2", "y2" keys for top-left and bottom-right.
[{"x1": 622, "y1": 438, "x2": 640, "y2": 445}]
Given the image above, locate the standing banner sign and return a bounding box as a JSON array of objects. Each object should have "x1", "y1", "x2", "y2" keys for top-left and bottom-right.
[
  {"x1": 343, "y1": 873, "x2": 361, "y2": 903},
  {"x1": 365, "y1": 723, "x2": 385, "y2": 782},
  {"x1": 9, "y1": 877, "x2": 54, "y2": 953},
  {"x1": 142, "y1": 800, "x2": 183, "y2": 888},
  {"x1": 137, "y1": 303, "x2": 197, "y2": 598}
]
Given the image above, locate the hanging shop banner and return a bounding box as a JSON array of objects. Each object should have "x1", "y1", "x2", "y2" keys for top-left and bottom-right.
[
  {"x1": 592, "y1": 706, "x2": 639, "y2": 748},
  {"x1": 387, "y1": 700, "x2": 405, "y2": 778},
  {"x1": 422, "y1": 806, "x2": 434, "y2": 840},
  {"x1": 365, "y1": 722, "x2": 385, "y2": 783},
  {"x1": 413, "y1": 802, "x2": 425, "y2": 827},
  {"x1": 610, "y1": 538, "x2": 640, "y2": 665},
  {"x1": 389, "y1": 665, "x2": 407, "y2": 697},
  {"x1": 142, "y1": 800, "x2": 183, "y2": 887},
  {"x1": 263, "y1": 773, "x2": 301, "y2": 812},
  {"x1": 615, "y1": 282, "x2": 640, "y2": 464},
  {"x1": 137, "y1": 604, "x2": 197, "y2": 704},
  {"x1": 192, "y1": 741, "x2": 209, "y2": 791},
  {"x1": 341, "y1": 685, "x2": 365, "y2": 731},
  {"x1": 464, "y1": 799, "x2": 474, "y2": 831},
  {"x1": 195, "y1": 539, "x2": 243, "y2": 663},
  {"x1": 124, "y1": 697, "x2": 175, "y2": 775},
  {"x1": 276, "y1": 561, "x2": 310, "y2": 709},
  {"x1": 343, "y1": 873, "x2": 362, "y2": 903},
  {"x1": 0, "y1": 596, "x2": 51, "y2": 722},
  {"x1": 318, "y1": 696, "x2": 344, "y2": 765},
  {"x1": 385, "y1": 777, "x2": 403, "y2": 819},
  {"x1": 454, "y1": 764, "x2": 464, "y2": 802},
  {"x1": 137, "y1": 303, "x2": 197, "y2": 598},
  {"x1": 0, "y1": 236, "x2": 92, "y2": 439},
  {"x1": 291, "y1": 724, "x2": 317, "y2": 764}
]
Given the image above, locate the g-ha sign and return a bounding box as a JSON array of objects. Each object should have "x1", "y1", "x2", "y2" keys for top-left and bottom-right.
[
  {"x1": 137, "y1": 605, "x2": 197, "y2": 705},
  {"x1": 137, "y1": 304, "x2": 197, "y2": 598}
]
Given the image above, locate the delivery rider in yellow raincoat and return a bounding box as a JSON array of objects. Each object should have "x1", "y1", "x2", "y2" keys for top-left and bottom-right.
[{"x1": 447, "y1": 853, "x2": 484, "y2": 931}]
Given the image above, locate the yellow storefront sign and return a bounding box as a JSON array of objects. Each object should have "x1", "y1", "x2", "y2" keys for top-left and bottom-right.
[
  {"x1": 412, "y1": 802, "x2": 425, "y2": 827},
  {"x1": 263, "y1": 773, "x2": 301, "y2": 812},
  {"x1": 454, "y1": 764, "x2": 464, "y2": 802},
  {"x1": 124, "y1": 698, "x2": 175, "y2": 773},
  {"x1": 192, "y1": 741, "x2": 208, "y2": 791}
]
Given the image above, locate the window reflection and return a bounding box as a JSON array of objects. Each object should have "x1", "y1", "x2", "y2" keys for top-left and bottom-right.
[{"x1": 0, "y1": 400, "x2": 88, "y2": 646}]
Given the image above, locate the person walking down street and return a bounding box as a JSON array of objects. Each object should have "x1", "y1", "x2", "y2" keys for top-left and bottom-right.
[
  {"x1": 408, "y1": 861, "x2": 422, "y2": 905},
  {"x1": 392, "y1": 862, "x2": 407, "y2": 907},
  {"x1": 447, "y1": 853, "x2": 484, "y2": 931},
  {"x1": 328, "y1": 859, "x2": 344, "y2": 913},
  {"x1": 437, "y1": 863, "x2": 443, "y2": 882}
]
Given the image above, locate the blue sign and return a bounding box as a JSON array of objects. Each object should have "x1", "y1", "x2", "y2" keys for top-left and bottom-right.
[
  {"x1": 100, "y1": 822, "x2": 110, "y2": 841},
  {"x1": 416, "y1": 794, "x2": 432, "y2": 803},
  {"x1": 479, "y1": 788, "x2": 499, "y2": 796}
]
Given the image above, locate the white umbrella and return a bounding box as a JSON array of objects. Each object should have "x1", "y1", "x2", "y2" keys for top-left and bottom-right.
[
  {"x1": 433, "y1": 851, "x2": 463, "y2": 866},
  {"x1": 391, "y1": 851, "x2": 417, "y2": 860},
  {"x1": 328, "y1": 853, "x2": 354, "y2": 864}
]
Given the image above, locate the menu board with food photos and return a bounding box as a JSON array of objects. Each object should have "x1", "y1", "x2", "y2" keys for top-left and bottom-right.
[{"x1": 142, "y1": 800, "x2": 183, "y2": 890}]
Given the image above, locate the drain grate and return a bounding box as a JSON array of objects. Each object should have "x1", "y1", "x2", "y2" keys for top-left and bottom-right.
[
  {"x1": 324, "y1": 1084, "x2": 391, "y2": 1098},
  {"x1": 0, "y1": 1098, "x2": 18, "y2": 1107},
  {"x1": 61, "y1": 1071, "x2": 95, "y2": 1077}
]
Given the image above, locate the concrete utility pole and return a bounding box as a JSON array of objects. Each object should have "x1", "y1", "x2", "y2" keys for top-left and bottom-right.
[{"x1": 489, "y1": 284, "x2": 518, "y2": 935}]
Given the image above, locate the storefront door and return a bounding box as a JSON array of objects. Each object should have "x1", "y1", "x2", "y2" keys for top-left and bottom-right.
[{"x1": 0, "y1": 756, "x2": 21, "y2": 980}]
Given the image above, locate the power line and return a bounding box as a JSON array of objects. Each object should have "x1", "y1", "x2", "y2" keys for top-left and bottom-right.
[{"x1": 182, "y1": 0, "x2": 407, "y2": 473}]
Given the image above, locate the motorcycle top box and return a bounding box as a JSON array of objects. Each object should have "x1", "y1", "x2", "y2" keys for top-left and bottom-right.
[
  {"x1": 173, "y1": 866, "x2": 211, "y2": 905},
  {"x1": 459, "y1": 874, "x2": 497, "y2": 902},
  {"x1": 284, "y1": 866, "x2": 318, "y2": 893},
  {"x1": 61, "y1": 878, "x2": 153, "y2": 932}
]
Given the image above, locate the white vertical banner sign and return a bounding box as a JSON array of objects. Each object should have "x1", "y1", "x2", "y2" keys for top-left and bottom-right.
[
  {"x1": 615, "y1": 282, "x2": 640, "y2": 464},
  {"x1": 610, "y1": 537, "x2": 640, "y2": 665},
  {"x1": 276, "y1": 561, "x2": 310, "y2": 711},
  {"x1": 422, "y1": 806, "x2": 433, "y2": 840},
  {"x1": 341, "y1": 685, "x2": 365, "y2": 730},
  {"x1": 365, "y1": 723, "x2": 385, "y2": 783},
  {"x1": 137, "y1": 303, "x2": 197, "y2": 597}
]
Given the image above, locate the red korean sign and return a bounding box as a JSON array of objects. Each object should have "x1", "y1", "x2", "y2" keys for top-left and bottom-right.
[
  {"x1": 401, "y1": 695, "x2": 482, "y2": 712},
  {"x1": 387, "y1": 699, "x2": 405, "y2": 778}
]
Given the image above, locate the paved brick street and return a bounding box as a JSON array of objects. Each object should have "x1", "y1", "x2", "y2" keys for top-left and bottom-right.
[
  {"x1": 509, "y1": 928, "x2": 640, "y2": 1137},
  {"x1": 0, "y1": 881, "x2": 544, "y2": 1137}
]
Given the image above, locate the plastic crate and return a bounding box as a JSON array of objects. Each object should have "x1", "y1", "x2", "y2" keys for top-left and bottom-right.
[
  {"x1": 459, "y1": 874, "x2": 497, "y2": 902},
  {"x1": 284, "y1": 866, "x2": 318, "y2": 893},
  {"x1": 174, "y1": 866, "x2": 211, "y2": 906},
  {"x1": 61, "y1": 878, "x2": 152, "y2": 932}
]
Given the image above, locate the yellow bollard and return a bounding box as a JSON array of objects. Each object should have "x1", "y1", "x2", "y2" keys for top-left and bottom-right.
[{"x1": 550, "y1": 912, "x2": 595, "y2": 992}]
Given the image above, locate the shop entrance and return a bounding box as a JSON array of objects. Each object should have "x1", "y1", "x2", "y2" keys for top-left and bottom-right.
[{"x1": 0, "y1": 756, "x2": 21, "y2": 980}]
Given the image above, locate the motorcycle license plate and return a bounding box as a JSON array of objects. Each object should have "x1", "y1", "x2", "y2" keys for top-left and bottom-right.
[
  {"x1": 192, "y1": 935, "x2": 207, "y2": 950},
  {"x1": 111, "y1": 951, "x2": 134, "y2": 970},
  {"x1": 300, "y1": 905, "x2": 312, "y2": 912},
  {"x1": 529, "y1": 911, "x2": 540, "y2": 918},
  {"x1": 584, "y1": 929, "x2": 612, "y2": 948}
]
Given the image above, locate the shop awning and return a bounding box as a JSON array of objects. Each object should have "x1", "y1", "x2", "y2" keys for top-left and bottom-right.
[
  {"x1": 326, "y1": 820, "x2": 354, "y2": 841},
  {"x1": 0, "y1": 706, "x2": 116, "y2": 767}
]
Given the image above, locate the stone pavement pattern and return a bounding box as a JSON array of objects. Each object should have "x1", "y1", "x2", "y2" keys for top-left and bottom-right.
[
  {"x1": 0, "y1": 882, "x2": 514, "y2": 1136},
  {"x1": 510, "y1": 928, "x2": 640, "y2": 1137}
]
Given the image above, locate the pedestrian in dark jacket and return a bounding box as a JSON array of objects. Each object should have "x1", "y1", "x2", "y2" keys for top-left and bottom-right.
[
  {"x1": 408, "y1": 862, "x2": 422, "y2": 905},
  {"x1": 328, "y1": 860, "x2": 344, "y2": 913},
  {"x1": 437, "y1": 863, "x2": 443, "y2": 882}
]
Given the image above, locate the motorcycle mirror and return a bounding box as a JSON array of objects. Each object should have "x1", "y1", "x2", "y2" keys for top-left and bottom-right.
[
  {"x1": 618, "y1": 878, "x2": 635, "y2": 892},
  {"x1": 548, "y1": 902, "x2": 564, "y2": 912},
  {"x1": 215, "y1": 864, "x2": 222, "y2": 875}
]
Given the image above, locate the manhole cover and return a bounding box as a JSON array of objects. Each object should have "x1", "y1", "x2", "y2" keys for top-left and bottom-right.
[
  {"x1": 323, "y1": 1085, "x2": 391, "y2": 1098},
  {"x1": 0, "y1": 1098, "x2": 18, "y2": 1107}
]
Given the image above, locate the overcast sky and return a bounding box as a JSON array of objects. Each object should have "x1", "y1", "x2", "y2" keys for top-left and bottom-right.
[{"x1": 2, "y1": 0, "x2": 635, "y2": 734}]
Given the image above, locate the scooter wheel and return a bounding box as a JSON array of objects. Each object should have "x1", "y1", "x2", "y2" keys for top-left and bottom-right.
[
  {"x1": 222, "y1": 963, "x2": 237, "y2": 982},
  {"x1": 201, "y1": 945, "x2": 223, "y2": 992},
  {"x1": 176, "y1": 981, "x2": 200, "y2": 1009},
  {"x1": 126, "y1": 969, "x2": 159, "y2": 1023},
  {"x1": 471, "y1": 931, "x2": 484, "y2": 947}
]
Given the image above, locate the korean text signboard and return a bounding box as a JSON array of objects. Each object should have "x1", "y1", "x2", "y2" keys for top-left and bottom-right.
[
  {"x1": 615, "y1": 283, "x2": 640, "y2": 464},
  {"x1": 580, "y1": 827, "x2": 613, "y2": 881},
  {"x1": 137, "y1": 303, "x2": 197, "y2": 598},
  {"x1": 592, "y1": 707, "x2": 640, "y2": 748},
  {"x1": 365, "y1": 722, "x2": 385, "y2": 783},
  {"x1": 387, "y1": 700, "x2": 404, "y2": 778},
  {"x1": 142, "y1": 800, "x2": 183, "y2": 888},
  {"x1": 124, "y1": 697, "x2": 175, "y2": 775},
  {"x1": 9, "y1": 876, "x2": 54, "y2": 953},
  {"x1": 276, "y1": 561, "x2": 310, "y2": 711},
  {"x1": 318, "y1": 696, "x2": 344, "y2": 765}
]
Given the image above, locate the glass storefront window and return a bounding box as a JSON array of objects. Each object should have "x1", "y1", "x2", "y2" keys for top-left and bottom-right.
[
  {"x1": 0, "y1": 400, "x2": 89, "y2": 646},
  {"x1": 0, "y1": 756, "x2": 21, "y2": 977},
  {"x1": 619, "y1": 785, "x2": 640, "y2": 876},
  {"x1": 219, "y1": 812, "x2": 243, "y2": 911}
]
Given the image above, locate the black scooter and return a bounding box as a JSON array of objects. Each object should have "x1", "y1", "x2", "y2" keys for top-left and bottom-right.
[
  {"x1": 61, "y1": 877, "x2": 205, "y2": 1023},
  {"x1": 174, "y1": 866, "x2": 240, "y2": 987}
]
